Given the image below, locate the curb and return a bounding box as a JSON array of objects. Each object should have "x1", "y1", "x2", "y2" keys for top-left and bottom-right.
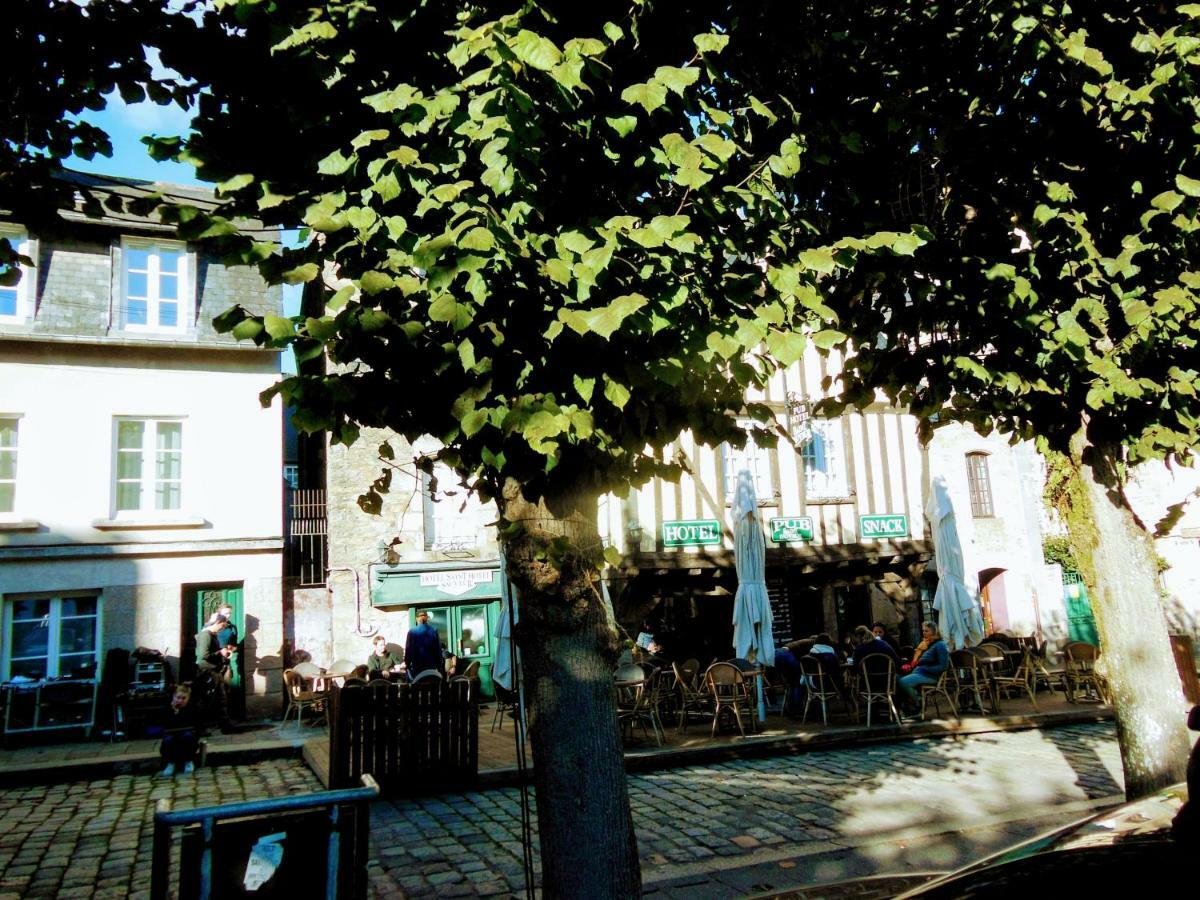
[{"x1": 476, "y1": 706, "x2": 1115, "y2": 789}]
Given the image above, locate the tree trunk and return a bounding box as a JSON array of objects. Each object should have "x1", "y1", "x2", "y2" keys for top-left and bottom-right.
[
  {"x1": 499, "y1": 478, "x2": 641, "y2": 899},
  {"x1": 1066, "y1": 425, "x2": 1190, "y2": 799}
]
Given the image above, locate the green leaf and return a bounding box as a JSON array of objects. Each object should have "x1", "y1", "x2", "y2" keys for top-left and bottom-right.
[
  {"x1": 603, "y1": 545, "x2": 623, "y2": 566},
  {"x1": 574, "y1": 375, "x2": 595, "y2": 403},
  {"x1": 812, "y1": 329, "x2": 846, "y2": 350},
  {"x1": 461, "y1": 409, "x2": 488, "y2": 437},
  {"x1": 621, "y1": 81, "x2": 668, "y2": 113},
  {"x1": 281, "y1": 262, "x2": 320, "y2": 285},
  {"x1": 606, "y1": 115, "x2": 638, "y2": 137},
  {"x1": 603, "y1": 377, "x2": 631, "y2": 410},
  {"x1": 603, "y1": 22, "x2": 624, "y2": 43},
  {"x1": 264, "y1": 315, "x2": 294, "y2": 340},
  {"x1": 799, "y1": 246, "x2": 835, "y2": 274},
  {"x1": 231, "y1": 318, "x2": 264, "y2": 342},
  {"x1": 511, "y1": 29, "x2": 562, "y2": 71},
  {"x1": 460, "y1": 227, "x2": 495, "y2": 252},
  {"x1": 693, "y1": 33, "x2": 729, "y2": 54},
  {"x1": 429, "y1": 294, "x2": 473, "y2": 330},
  {"x1": 654, "y1": 66, "x2": 700, "y2": 96},
  {"x1": 305, "y1": 316, "x2": 338, "y2": 341},
  {"x1": 766, "y1": 330, "x2": 807, "y2": 367},
  {"x1": 216, "y1": 173, "x2": 254, "y2": 193},
  {"x1": 351, "y1": 129, "x2": 389, "y2": 150},
  {"x1": 360, "y1": 271, "x2": 393, "y2": 295},
  {"x1": 1012, "y1": 16, "x2": 1038, "y2": 34},
  {"x1": 317, "y1": 149, "x2": 354, "y2": 176},
  {"x1": 1176, "y1": 174, "x2": 1200, "y2": 197}
]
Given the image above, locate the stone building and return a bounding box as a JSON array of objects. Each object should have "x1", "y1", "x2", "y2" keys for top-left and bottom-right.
[{"x1": 0, "y1": 172, "x2": 286, "y2": 727}]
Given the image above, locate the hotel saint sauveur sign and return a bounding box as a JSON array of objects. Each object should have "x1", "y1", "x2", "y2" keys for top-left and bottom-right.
[
  {"x1": 770, "y1": 516, "x2": 814, "y2": 543},
  {"x1": 662, "y1": 519, "x2": 722, "y2": 547},
  {"x1": 859, "y1": 514, "x2": 909, "y2": 538}
]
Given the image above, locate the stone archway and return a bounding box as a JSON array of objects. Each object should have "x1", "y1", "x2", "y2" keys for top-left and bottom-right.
[{"x1": 977, "y1": 566, "x2": 1009, "y2": 634}]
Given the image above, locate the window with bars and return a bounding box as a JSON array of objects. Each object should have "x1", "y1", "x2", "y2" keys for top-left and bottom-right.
[
  {"x1": 120, "y1": 240, "x2": 188, "y2": 332},
  {"x1": 3, "y1": 595, "x2": 101, "y2": 681},
  {"x1": 722, "y1": 422, "x2": 774, "y2": 503},
  {"x1": 801, "y1": 419, "x2": 848, "y2": 499},
  {"x1": 114, "y1": 418, "x2": 183, "y2": 514},
  {"x1": 966, "y1": 452, "x2": 994, "y2": 517},
  {"x1": 0, "y1": 417, "x2": 17, "y2": 514}
]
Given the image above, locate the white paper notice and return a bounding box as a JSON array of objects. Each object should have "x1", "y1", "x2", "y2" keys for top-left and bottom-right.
[{"x1": 243, "y1": 832, "x2": 286, "y2": 891}]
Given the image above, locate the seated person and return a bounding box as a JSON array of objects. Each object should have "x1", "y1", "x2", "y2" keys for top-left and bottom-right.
[
  {"x1": 459, "y1": 628, "x2": 485, "y2": 657},
  {"x1": 848, "y1": 624, "x2": 901, "y2": 665},
  {"x1": 366, "y1": 635, "x2": 403, "y2": 680},
  {"x1": 898, "y1": 621, "x2": 950, "y2": 713},
  {"x1": 159, "y1": 683, "x2": 201, "y2": 777},
  {"x1": 871, "y1": 621, "x2": 902, "y2": 655},
  {"x1": 807, "y1": 633, "x2": 845, "y2": 694}
]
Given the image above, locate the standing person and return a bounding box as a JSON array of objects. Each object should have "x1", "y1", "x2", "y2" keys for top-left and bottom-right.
[
  {"x1": 208, "y1": 604, "x2": 242, "y2": 712},
  {"x1": 366, "y1": 635, "x2": 403, "y2": 680},
  {"x1": 898, "y1": 621, "x2": 950, "y2": 715},
  {"x1": 195, "y1": 615, "x2": 233, "y2": 731},
  {"x1": 158, "y1": 683, "x2": 201, "y2": 776},
  {"x1": 404, "y1": 610, "x2": 446, "y2": 680}
]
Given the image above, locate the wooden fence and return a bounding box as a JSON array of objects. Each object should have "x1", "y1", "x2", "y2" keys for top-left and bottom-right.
[{"x1": 327, "y1": 679, "x2": 478, "y2": 796}]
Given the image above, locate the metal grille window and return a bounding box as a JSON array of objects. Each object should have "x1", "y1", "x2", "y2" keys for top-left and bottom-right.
[{"x1": 966, "y1": 452, "x2": 994, "y2": 517}]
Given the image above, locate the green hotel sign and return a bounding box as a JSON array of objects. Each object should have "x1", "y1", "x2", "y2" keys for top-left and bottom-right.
[
  {"x1": 860, "y1": 514, "x2": 909, "y2": 539},
  {"x1": 770, "y1": 516, "x2": 814, "y2": 543},
  {"x1": 662, "y1": 519, "x2": 722, "y2": 547}
]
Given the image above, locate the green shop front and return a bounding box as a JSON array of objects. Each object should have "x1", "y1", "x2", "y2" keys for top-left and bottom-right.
[{"x1": 371, "y1": 560, "x2": 505, "y2": 699}]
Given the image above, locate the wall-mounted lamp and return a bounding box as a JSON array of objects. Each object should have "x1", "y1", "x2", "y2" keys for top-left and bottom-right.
[{"x1": 786, "y1": 391, "x2": 814, "y2": 445}]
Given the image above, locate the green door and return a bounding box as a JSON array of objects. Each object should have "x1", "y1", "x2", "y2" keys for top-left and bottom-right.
[
  {"x1": 1063, "y1": 575, "x2": 1098, "y2": 644},
  {"x1": 419, "y1": 601, "x2": 498, "y2": 699},
  {"x1": 183, "y1": 584, "x2": 244, "y2": 709}
]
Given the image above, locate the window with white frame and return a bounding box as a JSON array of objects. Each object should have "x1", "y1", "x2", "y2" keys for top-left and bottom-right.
[
  {"x1": 801, "y1": 419, "x2": 849, "y2": 499},
  {"x1": 0, "y1": 228, "x2": 32, "y2": 323},
  {"x1": 120, "y1": 240, "x2": 188, "y2": 332},
  {"x1": 114, "y1": 418, "x2": 183, "y2": 514},
  {"x1": 0, "y1": 417, "x2": 18, "y2": 514},
  {"x1": 723, "y1": 422, "x2": 774, "y2": 503},
  {"x1": 3, "y1": 595, "x2": 101, "y2": 681},
  {"x1": 422, "y1": 463, "x2": 487, "y2": 552}
]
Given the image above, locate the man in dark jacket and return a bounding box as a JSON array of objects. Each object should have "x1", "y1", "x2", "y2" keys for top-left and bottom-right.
[
  {"x1": 195, "y1": 615, "x2": 233, "y2": 730},
  {"x1": 404, "y1": 610, "x2": 446, "y2": 680}
]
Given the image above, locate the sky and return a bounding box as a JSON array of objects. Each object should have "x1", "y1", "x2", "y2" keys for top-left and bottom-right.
[{"x1": 72, "y1": 88, "x2": 302, "y2": 371}]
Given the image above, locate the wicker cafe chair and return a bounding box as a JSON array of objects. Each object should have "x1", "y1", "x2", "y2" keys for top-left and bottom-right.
[
  {"x1": 1063, "y1": 641, "x2": 1107, "y2": 703},
  {"x1": 917, "y1": 667, "x2": 960, "y2": 722},
  {"x1": 856, "y1": 653, "x2": 901, "y2": 726},
  {"x1": 953, "y1": 649, "x2": 997, "y2": 715},
  {"x1": 673, "y1": 661, "x2": 712, "y2": 732},
  {"x1": 282, "y1": 668, "x2": 326, "y2": 729},
  {"x1": 992, "y1": 646, "x2": 1040, "y2": 711},
  {"x1": 615, "y1": 665, "x2": 662, "y2": 745},
  {"x1": 491, "y1": 684, "x2": 519, "y2": 732},
  {"x1": 797, "y1": 655, "x2": 842, "y2": 726},
  {"x1": 705, "y1": 662, "x2": 753, "y2": 737}
]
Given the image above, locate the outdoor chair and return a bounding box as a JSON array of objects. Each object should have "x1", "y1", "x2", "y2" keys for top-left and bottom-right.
[
  {"x1": 856, "y1": 653, "x2": 901, "y2": 726},
  {"x1": 1030, "y1": 641, "x2": 1062, "y2": 694},
  {"x1": 957, "y1": 648, "x2": 1000, "y2": 714},
  {"x1": 917, "y1": 667, "x2": 960, "y2": 722},
  {"x1": 673, "y1": 661, "x2": 712, "y2": 732},
  {"x1": 679, "y1": 658, "x2": 701, "y2": 689},
  {"x1": 977, "y1": 641, "x2": 1013, "y2": 677},
  {"x1": 797, "y1": 655, "x2": 843, "y2": 726},
  {"x1": 992, "y1": 646, "x2": 1040, "y2": 710},
  {"x1": 412, "y1": 668, "x2": 444, "y2": 684},
  {"x1": 705, "y1": 662, "x2": 754, "y2": 737},
  {"x1": 615, "y1": 666, "x2": 662, "y2": 745},
  {"x1": 1063, "y1": 641, "x2": 1107, "y2": 703},
  {"x1": 292, "y1": 660, "x2": 322, "y2": 679},
  {"x1": 491, "y1": 684, "x2": 519, "y2": 733},
  {"x1": 282, "y1": 668, "x2": 326, "y2": 729}
]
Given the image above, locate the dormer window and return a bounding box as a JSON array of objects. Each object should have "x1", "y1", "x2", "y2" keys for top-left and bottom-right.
[
  {"x1": 120, "y1": 239, "x2": 189, "y2": 333},
  {"x1": 0, "y1": 227, "x2": 33, "y2": 324}
]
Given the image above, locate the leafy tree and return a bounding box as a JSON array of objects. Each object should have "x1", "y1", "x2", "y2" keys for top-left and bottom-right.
[
  {"x1": 2, "y1": 1, "x2": 195, "y2": 271},
  {"x1": 150, "y1": 2, "x2": 917, "y2": 894},
  {"x1": 729, "y1": 1, "x2": 1198, "y2": 796}
]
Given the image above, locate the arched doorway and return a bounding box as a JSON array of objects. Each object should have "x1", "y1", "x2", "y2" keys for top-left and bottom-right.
[{"x1": 977, "y1": 567, "x2": 1008, "y2": 634}]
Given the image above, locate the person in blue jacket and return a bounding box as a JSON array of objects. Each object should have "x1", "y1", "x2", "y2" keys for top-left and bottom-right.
[
  {"x1": 405, "y1": 610, "x2": 446, "y2": 679},
  {"x1": 898, "y1": 621, "x2": 949, "y2": 714}
]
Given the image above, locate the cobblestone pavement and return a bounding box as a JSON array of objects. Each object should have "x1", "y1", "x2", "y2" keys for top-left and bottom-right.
[
  {"x1": 0, "y1": 723, "x2": 1122, "y2": 899},
  {"x1": 0, "y1": 759, "x2": 322, "y2": 900},
  {"x1": 366, "y1": 722, "x2": 1123, "y2": 898}
]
